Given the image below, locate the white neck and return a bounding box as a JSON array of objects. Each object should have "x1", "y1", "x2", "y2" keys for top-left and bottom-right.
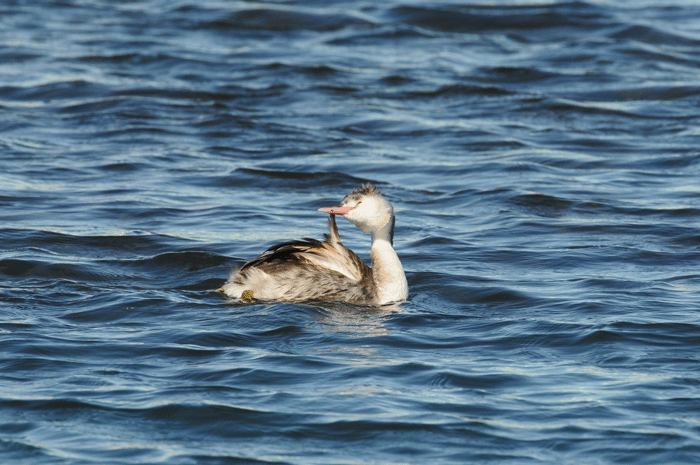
[{"x1": 370, "y1": 220, "x2": 408, "y2": 305}]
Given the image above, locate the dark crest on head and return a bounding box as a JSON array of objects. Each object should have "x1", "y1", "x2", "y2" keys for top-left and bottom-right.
[
  {"x1": 343, "y1": 183, "x2": 380, "y2": 204},
  {"x1": 352, "y1": 183, "x2": 379, "y2": 196}
]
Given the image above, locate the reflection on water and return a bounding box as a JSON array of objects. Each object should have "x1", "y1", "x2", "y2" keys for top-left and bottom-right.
[{"x1": 314, "y1": 302, "x2": 398, "y2": 336}]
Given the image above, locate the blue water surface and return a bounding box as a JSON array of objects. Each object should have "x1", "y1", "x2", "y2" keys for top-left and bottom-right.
[{"x1": 2, "y1": 1, "x2": 700, "y2": 464}]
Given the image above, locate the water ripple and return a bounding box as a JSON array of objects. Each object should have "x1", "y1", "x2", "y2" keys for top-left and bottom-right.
[{"x1": 2, "y1": 0, "x2": 700, "y2": 464}]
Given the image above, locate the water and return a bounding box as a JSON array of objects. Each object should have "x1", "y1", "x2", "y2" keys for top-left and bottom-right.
[{"x1": 2, "y1": 0, "x2": 700, "y2": 463}]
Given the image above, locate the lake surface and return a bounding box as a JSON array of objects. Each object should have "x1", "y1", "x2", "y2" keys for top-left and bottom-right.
[{"x1": 2, "y1": 1, "x2": 700, "y2": 463}]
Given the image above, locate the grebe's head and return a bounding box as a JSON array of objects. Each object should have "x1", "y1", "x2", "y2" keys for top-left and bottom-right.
[{"x1": 319, "y1": 183, "x2": 394, "y2": 235}]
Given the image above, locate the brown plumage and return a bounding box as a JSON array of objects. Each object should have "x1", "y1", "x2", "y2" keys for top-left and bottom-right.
[{"x1": 226, "y1": 215, "x2": 375, "y2": 303}]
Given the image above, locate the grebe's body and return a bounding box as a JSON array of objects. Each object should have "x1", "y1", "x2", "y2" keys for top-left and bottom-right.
[{"x1": 223, "y1": 184, "x2": 408, "y2": 305}]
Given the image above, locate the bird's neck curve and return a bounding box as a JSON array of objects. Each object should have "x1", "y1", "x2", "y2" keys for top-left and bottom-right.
[{"x1": 370, "y1": 216, "x2": 408, "y2": 304}]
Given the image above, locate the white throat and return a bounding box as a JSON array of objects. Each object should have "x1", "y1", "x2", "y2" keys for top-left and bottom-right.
[{"x1": 370, "y1": 219, "x2": 408, "y2": 305}]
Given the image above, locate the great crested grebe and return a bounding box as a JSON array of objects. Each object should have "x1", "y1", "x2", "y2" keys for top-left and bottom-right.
[{"x1": 222, "y1": 183, "x2": 408, "y2": 305}]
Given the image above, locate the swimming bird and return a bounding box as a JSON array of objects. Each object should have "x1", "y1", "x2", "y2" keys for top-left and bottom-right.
[{"x1": 222, "y1": 183, "x2": 408, "y2": 305}]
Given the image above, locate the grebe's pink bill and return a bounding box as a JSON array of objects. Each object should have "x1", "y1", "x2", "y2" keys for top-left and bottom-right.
[{"x1": 318, "y1": 206, "x2": 354, "y2": 215}]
